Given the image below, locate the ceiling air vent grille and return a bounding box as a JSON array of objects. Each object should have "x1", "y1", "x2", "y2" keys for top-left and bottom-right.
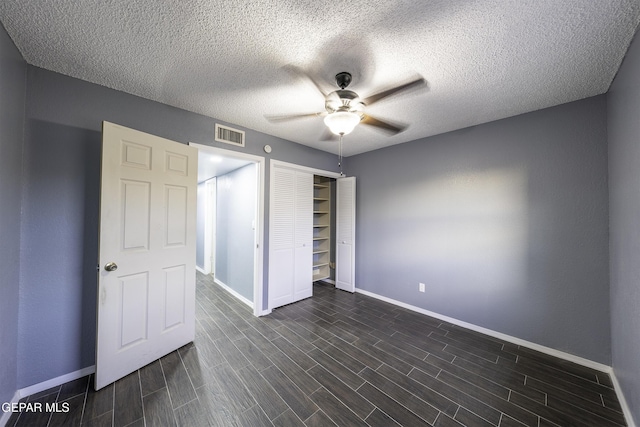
[{"x1": 215, "y1": 124, "x2": 245, "y2": 147}]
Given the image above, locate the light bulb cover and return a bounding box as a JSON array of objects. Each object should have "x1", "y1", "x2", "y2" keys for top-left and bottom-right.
[{"x1": 324, "y1": 111, "x2": 361, "y2": 135}]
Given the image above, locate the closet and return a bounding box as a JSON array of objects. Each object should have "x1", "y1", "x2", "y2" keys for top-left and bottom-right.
[
  {"x1": 268, "y1": 161, "x2": 355, "y2": 310},
  {"x1": 312, "y1": 176, "x2": 333, "y2": 282}
]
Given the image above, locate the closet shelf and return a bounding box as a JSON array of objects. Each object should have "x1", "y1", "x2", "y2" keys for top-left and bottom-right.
[
  {"x1": 313, "y1": 272, "x2": 330, "y2": 281},
  {"x1": 313, "y1": 175, "x2": 332, "y2": 283}
]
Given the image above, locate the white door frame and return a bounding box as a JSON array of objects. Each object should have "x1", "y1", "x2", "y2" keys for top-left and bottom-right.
[
  {"x1": 267, "y1": 160, "x2": 345, "y2": 313},
  {"x1": 190, "y1": 143, "x2": 265, "y2": 316}
]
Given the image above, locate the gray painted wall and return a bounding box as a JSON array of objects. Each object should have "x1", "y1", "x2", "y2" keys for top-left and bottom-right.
[
  {"x1": 19, "y1": 66, "x2": 340, "y2": 388},
  {"x1": 216, "y1": 164, "x2": 257, "y2": 301},
  {"x1": 0, "y1": 22, "x2": 26, "y2": 407},
  {"x1": 19, "y1": 120, "x2": 101, "y2": 387},
  {"x1": 348, "y1": 96, "x2": 611, "y2": 364},
  {"x1": 608, "y1": 29, "x2": 640, "y2": 424},
  {"x1": 196, "y1": 181, "x2": 207, "y2": 270}
]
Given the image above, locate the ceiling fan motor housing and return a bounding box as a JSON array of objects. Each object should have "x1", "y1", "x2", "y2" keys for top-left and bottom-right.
[
  {"x1": 325, "y1": 89, "x2": 364, "y2": 118},
  {"x1": 335, "y1": 72, "x2": 352, "y2": 89}
]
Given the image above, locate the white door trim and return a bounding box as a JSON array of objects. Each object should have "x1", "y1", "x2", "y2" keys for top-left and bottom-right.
[
  {"x1": 203, "y1": 178, "x2": 216, "y2": 275},
  {"x1": 270, "y1": 159, "x2": 343, "y2": 179},
  {"x1": 189, "y1": 143, "x2": 265, "y2": 316}
]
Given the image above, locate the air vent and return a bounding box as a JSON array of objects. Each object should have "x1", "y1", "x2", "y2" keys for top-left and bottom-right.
[{"x1": 215, "y1": 124, "x2": 245, "y2": 147}]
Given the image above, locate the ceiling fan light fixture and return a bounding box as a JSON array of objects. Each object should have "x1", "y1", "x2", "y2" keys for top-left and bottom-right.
[{"x1": 324, "y1": 111, "x2": 361, "y2": 135}]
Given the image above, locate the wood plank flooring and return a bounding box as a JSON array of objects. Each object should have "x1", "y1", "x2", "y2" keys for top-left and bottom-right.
[{"x1": 7, "y1": 272, "x2": 627, "y2": 426}]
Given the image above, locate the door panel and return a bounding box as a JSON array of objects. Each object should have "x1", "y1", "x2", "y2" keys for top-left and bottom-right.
[
  {"x1": 336, "y1": 177, "x2": 356, "y2": 292},
  {"x1": 336, "y1": 243, "x2": 353, "y2": 289},
  {"x1": 270, "y1": 248, "x2": 295, "y2": 307},
  {"x1": 163, "y1": 264, "x2": 187, "y2": 329},
  {"x1": 165, "y1": 185, "x2": 188, "y2": 247},
  {"x1": 119, "y1": 272, "x2": 149, "y2": 347},
  {"x1": 121, "y1": 180, "x2": 151, "y2": 250},
  {"x1": 96, "y1": 122, "x2": 197, "y2": 390}
]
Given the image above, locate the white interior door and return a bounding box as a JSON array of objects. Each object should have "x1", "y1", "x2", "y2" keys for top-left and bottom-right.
[
  {"x1": 336, "y1": 177, "x2": 356, "y2": 292},
  {"x1": 95, "y1": 122, "x2": 197, "y2": 390}
]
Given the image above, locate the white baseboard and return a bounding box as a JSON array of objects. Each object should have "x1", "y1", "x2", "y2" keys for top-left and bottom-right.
[
  {"x1": 0, "y1": 390, "x2": 20, "y2": 427},
  {"x1": 355, "y1": 288, "x2": 610, "y2": 372},
  {"x1": 195, "y1": 266, "x2": 207, "y2": 275},
  {"x1": 18, "y1": 366, "x2": 95, "y2": 399},
  {"x1": 355, "y1": 288, "x2": 640, "y2": 426},
  {"x1": 214, "y1": 278, "x2": 253, "y2": 309},
  {"x1": 610, "y1": 371, "x2": 637, "y2": 427},
  {"x1": 1, "y1": 365, "x2": 96, "y2": 426}
]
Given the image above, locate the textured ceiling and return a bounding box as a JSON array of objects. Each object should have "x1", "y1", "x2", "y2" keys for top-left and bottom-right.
[{"x1": 1, "y1": 1, "x2": 639, "y2": 156}]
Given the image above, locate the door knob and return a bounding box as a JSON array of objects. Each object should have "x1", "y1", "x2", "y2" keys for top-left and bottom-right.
[{"x1": 104, "y1": 262, "x2": 118, "y2": 272}]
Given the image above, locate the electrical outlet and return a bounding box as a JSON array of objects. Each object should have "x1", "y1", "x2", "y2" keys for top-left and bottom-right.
[{"x1": 419, "y1": 282, "x2": 425, "y2": 292}]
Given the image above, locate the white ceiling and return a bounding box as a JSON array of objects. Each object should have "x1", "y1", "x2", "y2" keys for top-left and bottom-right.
[{"x1": 1, "y1": 1, "x2": 639, "y2": 156}]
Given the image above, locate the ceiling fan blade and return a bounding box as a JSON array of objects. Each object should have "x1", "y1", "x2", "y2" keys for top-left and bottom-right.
[
  {"x1": 361, "y1": 114, "x2": 407, "y2": 135},
  {"x1": 282, "y1": 65, "x2": 329, "y2": 97},
  {"x1": 265, "y1": 112, "x2": 324, "y2": 123},
  {"x1": 362, "y1": 76, "x2": 426, "y2": 106}
]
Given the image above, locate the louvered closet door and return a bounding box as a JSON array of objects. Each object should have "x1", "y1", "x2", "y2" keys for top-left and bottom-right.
[
  {"x1": 269, "y1": 167, "x2": 296, "y2": 308},
  {"x1": 293, "y1": 172, "x2": 313, "y2": 301},
  {"x1": 336, "y1": 176, "x2": 356, "y2": 292},
  {"x1": 269, "y1": 168, "x2": 313, "y2": 309}
]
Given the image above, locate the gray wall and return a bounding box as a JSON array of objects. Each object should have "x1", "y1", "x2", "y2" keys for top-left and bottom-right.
[
  {"x1": 19, "y1": 120, "x2": 101, "y2": 386},
  {"x1": 608, "y1": 29, "x2": 640, "y2": 424},
  {"x1": 216, "y1": 164, "x2": 257, "y2": 301},
  {"x1": 348, "y1": 95, "x2": 611, "y2": 364},
  {"x1": 0, "y1": 22, "x2": 26, "y2": 407},
  {"x1": 196, "y1": 181, "x2": 207, "y2": 270},
  {"x1": 19, "y1": 66, "x2": 340, "y2": 388}
]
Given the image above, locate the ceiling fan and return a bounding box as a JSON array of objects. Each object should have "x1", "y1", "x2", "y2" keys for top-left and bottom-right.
[{"x1": 267, "y1": 69, "x2": 426, "y2": 138}]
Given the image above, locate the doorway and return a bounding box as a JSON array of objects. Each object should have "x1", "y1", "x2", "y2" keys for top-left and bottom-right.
[{"x1": 190, "y1": 143, "x2": 265, "y2": 316}]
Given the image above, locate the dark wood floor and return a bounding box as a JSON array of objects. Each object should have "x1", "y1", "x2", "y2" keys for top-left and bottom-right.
[{"x1": 8, "y1": 272, "x2": 627, "y2": 427}]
